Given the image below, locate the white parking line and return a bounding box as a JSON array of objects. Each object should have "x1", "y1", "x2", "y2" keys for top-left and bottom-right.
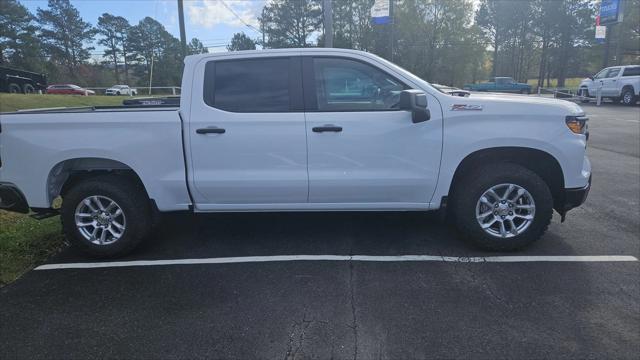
[{"x1": 34, "y1": 255, "x2": 639, "y2": 270}]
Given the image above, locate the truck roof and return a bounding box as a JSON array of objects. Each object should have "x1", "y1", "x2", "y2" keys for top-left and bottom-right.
[{"x1": 184, "y1": 48, "x2": 375, "y2": 64}]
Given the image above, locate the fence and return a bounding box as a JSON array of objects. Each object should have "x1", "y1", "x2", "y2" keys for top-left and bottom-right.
[{"x1": 536, "y1": 86, "x2": 605, "y2": 106}]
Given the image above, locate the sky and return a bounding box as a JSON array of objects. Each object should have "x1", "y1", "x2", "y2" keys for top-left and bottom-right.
[{"x1": 21, "y1": 0, "x2": 269, "y2": 55}]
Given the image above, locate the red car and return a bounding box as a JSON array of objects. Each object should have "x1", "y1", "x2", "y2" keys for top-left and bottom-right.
[{"x1": 46, "y1": 84, "x2": 95, "y2": 95}]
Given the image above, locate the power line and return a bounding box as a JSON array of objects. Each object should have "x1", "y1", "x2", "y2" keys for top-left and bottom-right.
[{"x1": 219, "y1": 0, "x2": 263, "y2": 34}]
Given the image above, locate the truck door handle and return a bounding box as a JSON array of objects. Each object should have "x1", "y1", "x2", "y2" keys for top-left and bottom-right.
[
  {"x1": 312, "y1": 125, "x2": 342, "y2": 133},
  {"x1": 196, "y1": 127, "x2": 225, "y2": 134}
]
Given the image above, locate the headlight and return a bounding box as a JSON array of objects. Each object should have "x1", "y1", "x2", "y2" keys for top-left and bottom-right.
[{"x1": 566, "y1": 115, "x2": 588, "y2": 135}]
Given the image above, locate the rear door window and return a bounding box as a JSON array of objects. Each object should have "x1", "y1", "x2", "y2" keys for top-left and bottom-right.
[
  {"x1": 622, "y1": 67, "x2": 640, "y2": 76},
  {"x1": 204, "y1": 57, "x2": 301, "y2": 112}
]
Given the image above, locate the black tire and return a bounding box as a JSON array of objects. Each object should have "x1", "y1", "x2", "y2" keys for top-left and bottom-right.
[
  {"x1": 579, "y1": 88, "x2": 590, "y2": 103},
  {"x1": 520, "y1": 88, "x2": 530, "y2": 95},
  {"x1": 8, "y1": 83, "x2": 20, "y2": 94},
  {"x1": 452, "y1": 163, "x2": 553, "y2": 251},
  {"x1": 621, "y1": 88, "x2": 636, "y2": 106},
  {"x1": 23, "y1": 84, "x2": 35, "y2": 94},
  {"x1": 116, "y1": 91, "x2": 121, "y2": 96},
  {"x1": 61, "y1": 175, "x2": 151, "y2": 258}
]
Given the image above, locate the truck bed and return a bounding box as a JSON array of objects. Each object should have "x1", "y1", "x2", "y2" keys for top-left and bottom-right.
[{"x1": 0, "y1": 108, "x2": 191, "y2": 212}]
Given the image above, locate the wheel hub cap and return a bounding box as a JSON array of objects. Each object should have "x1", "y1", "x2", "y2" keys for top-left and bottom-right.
[
  {"x1": 74, "y1": 196, "x2": 126, "y2": 245},
  {"x1": 475, "y1": 183, "x2": 536, "y2": 238}
]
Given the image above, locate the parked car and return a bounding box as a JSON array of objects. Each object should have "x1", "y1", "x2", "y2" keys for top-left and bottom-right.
[
  {"x1": 0, "y1": 48, "x2": 591, "y2": 257},
  {"x1": 105, "y1": 85, "x2": 137, "y2": 96},
  {"x1": 432, "y1": 84, "x2": 470, "y2": 97},
  {"x1": 578, "y1": 65, "x2": 639, "y2": 105},
  {"x1": 463, "y1": 77, "x2": 532, "y2": 94},
  {"x1": 46, "y1": 84, "x2": 95, "y2": 96},
  {"x1": 0, "y1": 66, "x2": 47, "y2": 94}
]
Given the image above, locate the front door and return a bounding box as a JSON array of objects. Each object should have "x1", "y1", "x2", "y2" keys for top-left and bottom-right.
[
  {"x1": 188, "y1": 56, "x2": 308, "y2": 209},
  {"x1": 303, "y1": 56, "x2": 442, "y2": 207},
  {"x1": 601, "y1": 67, "x2": 621, "y2": 96}
]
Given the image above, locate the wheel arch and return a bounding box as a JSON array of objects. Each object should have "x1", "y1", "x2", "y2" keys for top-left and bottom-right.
[
  {"x1": 47, "y1": 157, "x2": 151, "y2": 208},
  {"x1": 448, "y1": 147, "x2": 565, "y2": 212}
]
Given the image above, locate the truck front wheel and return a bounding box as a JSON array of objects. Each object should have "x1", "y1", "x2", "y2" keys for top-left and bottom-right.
[
  {"x1": 61, "y1": 175, "x2": 151, "y2": 257},
  {"x1": 452, "y1": 163, "x2": 553, "y2": 251}
]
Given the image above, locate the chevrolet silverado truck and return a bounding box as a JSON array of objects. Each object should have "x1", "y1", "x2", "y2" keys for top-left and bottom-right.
[
  {"x1": 463, "y1": 77, "x2": 532, "y2": 94},
  {"x1": 0, "y1": 49, "x2": 591, "y2": 257},
  {"x1": 578, "y1": 65, "x2": 640, "y2": 105}
]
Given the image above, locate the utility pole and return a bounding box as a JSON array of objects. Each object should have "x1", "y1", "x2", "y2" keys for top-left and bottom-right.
[
  {"x1": 323, "y1": 0, "x2": 333, "y2": 47},
  {"x1": 177, "y1": 0, "x2": 187, "y2": 58}
]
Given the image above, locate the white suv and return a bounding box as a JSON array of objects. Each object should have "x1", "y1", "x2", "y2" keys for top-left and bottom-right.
[{"x1": 105, "y1": 85, "x2": 137, "y2": 96}]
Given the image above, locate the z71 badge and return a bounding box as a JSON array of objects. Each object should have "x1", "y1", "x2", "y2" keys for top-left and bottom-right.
[{"x1": 451, "y1": 104, "x2": 483, "y2": 111}]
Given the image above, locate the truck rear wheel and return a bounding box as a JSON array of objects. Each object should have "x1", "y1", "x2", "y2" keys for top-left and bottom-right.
[
  {"x1": 621, "y1": 88, "x2": 636, "y2": 106},
  {"x1": 8, "y1": 83, "x2": 20, "y2": 93},
  {"x1": 61, "y1": 175, "x2": 151, "y2": 258},
  {"x1": 452, "y1": 163, "x2": 553, "y2": 251}
]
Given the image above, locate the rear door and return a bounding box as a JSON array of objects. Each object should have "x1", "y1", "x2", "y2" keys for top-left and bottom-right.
[
  {"x1": 303, "y1": 56, "x2": 442, "y2": 207},
  {"x1": 187, "y1": 56, "x2": 308, "y2": 209}
]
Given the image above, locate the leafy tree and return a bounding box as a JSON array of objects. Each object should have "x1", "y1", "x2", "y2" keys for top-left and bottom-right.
[
  {"x1": 259, "y1": 0, "x2": 322, "y2": 48},
  {"x1": 128, "y1": 17, "x2": 182, "y2": 87},
  {"x1": 475, "y1": 0, "x2": 516, "y2": 77},
  {"x1": 227, "y1": 32, "x2": 257, "y2": 51},
  {"x1": 328, "y1": 0, "x2": 375, "y2": 50},
  {"x1": 97, "y1": 13, "x2": 130, "y2": 83},
  {"x1": 0, "y1": 0, "x2": 42, "y2": 70},
  {"x1": 37, "y1": 0, "x2": 97, "y2": 74},
  {"x1": 188, "y1": 38, "x2": 209, "y2": 54}
]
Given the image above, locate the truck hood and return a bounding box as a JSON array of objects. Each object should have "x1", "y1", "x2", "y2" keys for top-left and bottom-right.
[{"x1": 459, "y1": 92, "x2": 584, "y2": 115}]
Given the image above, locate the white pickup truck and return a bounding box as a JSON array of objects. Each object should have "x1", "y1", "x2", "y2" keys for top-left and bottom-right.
[
  {"x1": 0, "y1": 49, "x2": 591, "y2": 257},
  {"x1": 578, "y1": 65, "x2": 640, "y2": 105}
]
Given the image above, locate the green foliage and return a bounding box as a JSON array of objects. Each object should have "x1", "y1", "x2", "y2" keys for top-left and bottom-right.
[
  {"x1": 127, "y1": 17, "x2": 183, "y2": 87},
  {"x1": 227, "y1": 32, "x2": 257, "y2": 51},
  {"x1": 36, "y1": 0, "x2": 97, "y2": 77},
  {"x1": 0, "y1": 0, "x2": 43, "y2": 71},
  {"x1": 188, "y1": 38, "x2": 209, "y2": 54},
  {"x1": 97, "y1": 13, "x2": 131, "y2": 83},
  {"x1": 259, "y1": 0, "x2": 323, "y2": 48}
]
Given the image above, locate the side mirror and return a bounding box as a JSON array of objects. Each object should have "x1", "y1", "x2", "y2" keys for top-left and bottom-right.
[
  {"x1": 399, "y1": 89, "x2": 430, "y2": 123},
  {"x1": 589, "y1": 76, "x2": 594, "y2": 80}
]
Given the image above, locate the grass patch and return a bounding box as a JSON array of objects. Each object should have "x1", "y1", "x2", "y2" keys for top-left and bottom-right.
[
  {"x1": 527, "y1": 77, "x2": 584, "y2": 89},
  {"x1": 0, "y1": 211, "x2": 65, "y2": 286},
  {"x1": 0, "y1": 93, "x2": 129, "y2": 112}
]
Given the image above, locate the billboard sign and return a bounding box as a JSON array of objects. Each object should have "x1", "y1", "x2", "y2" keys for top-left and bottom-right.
[
  {"x1": 599, "y1": 0, "x2": 622, "y2": 25},
  {"x1": 371, "y1": 0, "x2": 391, "y2": 25}
]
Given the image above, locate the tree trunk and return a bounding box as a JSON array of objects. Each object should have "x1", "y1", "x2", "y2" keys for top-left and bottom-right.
[{"x1": 492, "y1": 36, "x2": 499, "y2": 77}]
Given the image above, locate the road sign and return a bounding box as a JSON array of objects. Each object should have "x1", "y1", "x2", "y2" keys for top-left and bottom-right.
[
  {"x1": 371, "y1": 0, "x2": 391, "y2": 25},
  {"x1": 600, "y1": 0, "x2": 622, "y2": 25},
  {"x1": 595, "y1": 25, "x2": 606, "y2": 44}
]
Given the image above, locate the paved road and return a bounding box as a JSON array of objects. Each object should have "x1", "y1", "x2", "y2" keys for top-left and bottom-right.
[{"x1": 1, "y1": 103, "x2": 639, "y2": 359}]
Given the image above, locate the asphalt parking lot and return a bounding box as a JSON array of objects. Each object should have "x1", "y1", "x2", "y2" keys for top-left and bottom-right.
[{"x1": 1, "y1": 102, "x2": 639, "y2": 359}]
